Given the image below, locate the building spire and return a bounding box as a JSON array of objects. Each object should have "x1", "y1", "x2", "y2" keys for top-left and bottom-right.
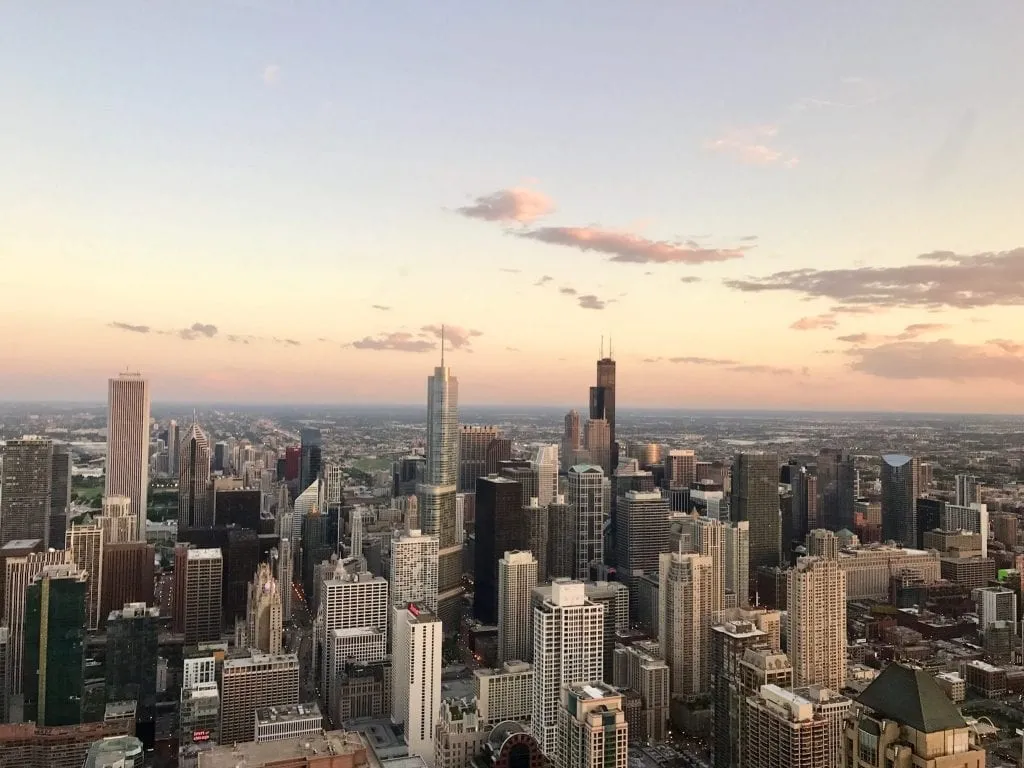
[
  {"x1": 609, "y1": 335, "x2": 613, "y2": 359},
  {"x1": 441, "y1": 324, "x2": 446, "y2": 368},
  {"x1": 600, "y1": 335, "x2": 604, "y2": 359}
]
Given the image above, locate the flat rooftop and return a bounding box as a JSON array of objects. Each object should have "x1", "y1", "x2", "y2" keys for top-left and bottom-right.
[
  {"x1": 255, "y1": 702, "x2": 322, "y2": 724},
  {"x1": 188, "y1": 548, "x2": 222, "y2": 560},
  {"x1": 199, "y1": 730, "x2": 366, "y2": 768}
]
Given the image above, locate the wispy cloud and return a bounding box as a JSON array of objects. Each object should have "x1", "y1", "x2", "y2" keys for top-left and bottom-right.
[
  {"x1": 178, "y1": 323, "x2": 218, "y2": 341},
  {"x1": 577, "y1": 294, "x2": 606, "y2": 310},
  {"x1": 534, "y1": 275, "x2": 553, "y2": 286},
  {"x1": 705, "y1": 125, "x2": 798, "y2": 167},
  {"x1": 350, "y1": 332, "x2": 435, "y2": 353},
  {"x1": 456, "y1": 187, "x2": 555, "y2": 224},
  {"x1": 726, "y1": 248, "x2": 1024, "y2": 309},
  {"x1": 517, "y1": 226, "x2": 746, "y2": 265},
  {"x1": 109, "y1": 321, "x2": 150, "y2": 334},
  {"x1": 421, "y1": 324, "x2": 482, "y2": 350},
  {"x1": 645, "y1": 355, "x2": 798, "y2": 375},
  {"x1": 836, "y1": 323, "x2": 950, "y2": 346},
  {"x1": 109, "y1": 320, "x2": 307, "y2": 348},
  {"x1": 790, "y1": 314, "x2": 838, "y2": 331},
  {"x1": 559, "y1": 287, "x2": 578, "y2": 295},
  {"x1": 263, "y1": 64, "x2": 281, "y2": 86},
  {"x1": 848, "y1": 338, "x2": 1024, "y2": 382},
  {"x1": 499, "y1": 268, "x2": 521, "y2": 274},
  {"x1": 371, "y1": 304, "x2": 391, "y2": 311},
  {"x1": 679, "y1": 276, "x2": 702, "y2": 284}
]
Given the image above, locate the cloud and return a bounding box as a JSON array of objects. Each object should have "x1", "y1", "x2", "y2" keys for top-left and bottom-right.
[
  {"x1": 371, "y1": 304, "x2": 391, "y2": 311},
  {"x1": 830, "y1": 305, "x2": 874, "y2": 315},
  {"x1": 109, "y1": 321, "x2": 150, "y2": 334},
  {"x1": 988, "y1": 339, "x2": 1024, "y2": 354},
  {"x1": 178, "y1": 323, "x2": 218, "y2": 340},
  {"x1": 790, "y1": 314, "x2": 838, "y2": 331},
  {"x1": 456, "y1": 187, "x2": 554, "y2": 224},
  {"x1": 505, "y1": 346, "x2": 520, "y2": 352},
  {"x1": 263, "y1": 64, "x2": 280, "y2": 86},
  {"x1": 667, "y1": 356, "x2": 738, "y2": 366},
  {"x1": 351, "y1": 332, "x2": 436, "y2": 353},
  {"x1": 517, "y1": 226, "x2": 746, "y2": 265},
  {"x1": 499, "y1": 268, "x2": 521, "y2": 274},
  {"x1": 534, "y1": 275, "x2": 553, "y2": 286},
  {"x1": 647, "y1": 355, "x2": 797, "y2": 375},
  {"x1": 421, "y1": 324, "x2": 482, "y2": 350},
  {"x1": 577, "y1": 295, "x2": 606, "y2": 310},
  {"x1": 725, "y1": 248, "x2": 1024, "y2": 309},
  {"x1": 739, "y1": 235, "x2": 759, "y2": 242},
  {"x1": 275, "y1": 338, "x2": 301, "y2": 347},
  {"x1": 897, "y1": 323, "x2": 948, "y2": 340},
  {"x1": 559, "y1": 287, "x2": 578, "y2": 295},
  {"x1": 848, "y1": 339, "x2": 1024, "y2": 382},
  {"x1": 679, "y1": 276, "x2": 702, "y2": 284},
  {"x1": 837, "y1": 333, "x2": 871, "y2": 344},
  {"x1": 705, "y1": 125, "x2": 798, "y2": 167}
]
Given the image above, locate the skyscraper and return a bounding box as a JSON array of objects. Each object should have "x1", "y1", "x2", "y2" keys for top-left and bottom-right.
[
  {"x1": 475, "y1": 476, "x2": 528, "y2": 624},
  {"x1": 49, "y1": 444, "x2": 72, "y2": 549},
  {"x1": 178, "y1": 420, "x2": 212, "y2": 529},
  {"x1": 22, "y1": 563, "x2": 88, "y2": 726},
  {"x1": 664, "y1": 450, "x2": 696, "y2": 489},
  {"x1": 106, "y1": 602, "x2": 160, "y2": 726},
  {"x1": 583, "y1": 419, "x2": 611, "y2": 476},
  {"x1": 65, "y1": 520, "x2": 104, "y2": 630},
  {"x1": 418, "y1": 357, "x2": 463, "y2": 631},
  {"x1": 787, "y1": 556, "x2": 847, "y2": 691},
  {"x1": 732, "y1": 452, "x2": 780, "y2": 574},
  {"x1": 166, "y1": 419, "x2": 180, "y2": 476},
  {"x1": 531, "y1": 579, "x2": 605, "y2": 757},
  {"x1": 568, "y1": 465, "x2": 606, "y2": 580},
  {"x1": 557, "y1": 682, "x2": 629, "y2": 768},
  {"x1": 98, "y1": 495, "x2": 137, "y2": 544},
  {"x1": 247, "y1": 563, "x2": 283, "y2": 653},
  {"x1": 616, "y1": 490, "x2": 668, "y2": 613},
  {"x1": 744, "y1": 685, "x2": 851, "y2": 768},
  {"x1": 880, "y1": 454, "x2": 919, "y2": 547},
  {"x1": 299, "y1": 427, "x2": 322, "y2": 491},
  {"x1": 533, "y1": 444, "x2": 559, "y2": 507},
  {"x1": 723, "y1": 521, "x2": 750, "y2": 606},
  {"x1": 105, "y1": 373, "x2": 151, "y2": 540},
  {"x1": 956, "y1": 474, "x2": 980, "y2": 506},
  {"x1": 497, "y1": 550, "x2": 537, "y2": 663},
  {"x1": 590, "y1": 353, "x2": 617, "y2": 472},
  {"x1": 181, "y1": 548, "x2": 223, "y2": 645},
  {"x1": 0, "y1": 437, "x2": 53, "y2": 546},
  {"x1": 817, "y1": 448, "x2": 856, "y2": 531},
  {"x1": 459, "y1": 425, "x2": 502, "y2": 492},
  {"x1": 562, "y1": 410, "x2": 582, "y2": 472},
  {"x1": 659, "y1": 551, "x2": 715, "y2": 698},
  {"x1": 390, "y1": 528, "x2": 440, "y2": 613},
  {"x1": 392, "y1": 603, "x2": 443, "y2": 764},
  {"x1": 789, "y1": 466, "x2": 818, "y2": 546},
  {"x1": 220, "y1": 651, "x2": 300, "y2": 744}
]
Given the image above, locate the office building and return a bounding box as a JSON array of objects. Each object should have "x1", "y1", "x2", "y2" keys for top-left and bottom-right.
[
  {"x1": 789, "y1": 466, "x2": 818, "y2": 547},
  {"x1": 66, "y1": 520, "x2": 104, "y2": 630},
  {"x1": 615, "y1": 490, "x2": 668, "y2": 613},
  {"x1": 993, "y1": 513, "x2": 1018, "y2": 549},
  {"x1": 583, "y1": 419, "x2": 611, "y2": 477},
  {"x1": 179, "y1": 420, "x2": 213, "y2": 529},
  {"x1": 247, "y1": 562, "x2": 284, "y2": 654},
  {"x1": 568, "y1": 465, "x2": 606, "y2": 580},
  {"x1": 943, "y1": 502, "x2": 989, "y2": 558},
  {"x1": 418, "y1": 359, "x2": 463, "y2": 632},
  {"x1": 591, "y1": 353, "x2": 618, "y2": 471},
  {"x1": 475, "y1": 476, "x2": 528, "y2": 624},
  {"x1": 254, "y1": 702, "x2": 323, "y2": 743},
  {"x1": 955, "y1": 474, "x2": 980, "y2": 507},
  {"x1": 711, "y1": 619, "x2": 771, "y2": 768},
  {"x1": 0, "y1": 721, "x2": 134, "y2": 768},
  {"x1": 98, "y1": 495, "x2": 137, "y2": 544},
  {"x1": 435, "y1": 697, "x2": 488, "y2": 768},
  {"x1": 22, "y1": 564, "x2": 88, "y2": 726},
  {"x1": 838, "y1": 545, "x2": 940, "y2": 600},
  {"x1": 723, "y1": 521, "x2": 750, "y2": 606},
  {"x1": 459, "y1": 425, "x2": 502, "y2": 492},
  {"x1": 83, "y1": 735, "x2": 144, "y2": 768},
  {"x1": 732, "y1": 452, "x2": 781, "y2": 573},
  {"x1": 524, "y1": 497, "x2": 550, "y2": 581},
  {"x1": 787, "y1": 556, "x2": 847, "y2": 691},
  {"x1": 659, "y1": 551, "x2": 715, "y2": 699},
  {"x1": 299, "y1": 427, "x2": 322, "y2": 492},
  {"x1": 392, "y1": 603, "x2": 442, "y2": 764},
  {"x1": 582, "y1": 580, "x2": 630, "y2": 681},
  {"x1": 612, "y1": 643, "x2": 669, "y2": 742},
  {"x1": 498, "y1": 551, "x2": 537, "y2": 663},
  {"x1": 106, "y1": 602, "x2": 160, "y2": 724},
  {"x1": 105, "y1": 373, "x2": 150, "y2": 541},
  {"x1": 744, "y1": 684, "x2": 851, "y2": 768},
  {"x1": 532, "y1": 444, "x2": 559, "y2": 507},
  {"x1": 166, "y1": 419, "x2": 180, "y2": 476},
  {"x1": 181, "y1": 548, "x2": 223, "y2": 644},
  {"x1": 562, "y1": 410, "x2": 583, "y2": 472},
  {"x1": 844, "y1": 663, "x2": 985, "y2": 768},
  {"x1": 0, "y1": 437, "x2": 53, "y2": 547},
  {"x1": 321, "y1": 570, "x2": 388, "y2": 694},
  {"x1": 100, "y1": 541, "x2": 155, "y2": 622},
  {"x1": 474, "y1": 660, "x2": 534, "y2": 728},
  {"x1": 532, "y1": 580, "x2": 605, "y2": 757},
  {"x1": 390, "y1": 528, "x2": 440, "y2": 613},
  {"x1": 817, "y1": 449, "x2": 855, "y2": 531},
  {"x1": 49, "y1": 444, "x2": 72, "y2": 549},
  {"x1": 975, "y1": 585, "x2": 1017, "y2": 630},
  {"x1": 557, "y1": 682, "x2": 628, "y2": 768},
  {"x1": 664, "y1": 449, "x2": 696, "y2": 489},
  {"x1": 880, "y1": 454, "x2": 919, "y2": 547},
  {"x1": 547, "y1": 495, "x2": 575, "y2": 580},
  {"x1": 806, "y1": 528, "x2": 840, "y2": 560},
  {"x1": 220, "y1": 651, "x2": 300, "y2": 744},
  {"x1": 195, "y1": 730, "x2": 367, "y2": 768}
]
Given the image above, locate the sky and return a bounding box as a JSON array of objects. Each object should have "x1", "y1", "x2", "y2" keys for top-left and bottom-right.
[{"x1": 2, "y1": 2, "x2": 1023, "y2": 411}]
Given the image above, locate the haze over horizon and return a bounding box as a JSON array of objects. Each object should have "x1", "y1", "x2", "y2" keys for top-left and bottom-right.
[{"x1": 3, "y1": 3, "x2": 1023, "y2": 412}]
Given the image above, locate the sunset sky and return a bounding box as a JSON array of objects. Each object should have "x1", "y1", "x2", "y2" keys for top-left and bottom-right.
[{"x1": 2, "y1": 2, "x2": 1023, "y2": 411}]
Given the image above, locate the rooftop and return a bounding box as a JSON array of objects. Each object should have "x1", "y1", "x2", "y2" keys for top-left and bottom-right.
[
  {"x1": 223, "y1": 651, "x2": 299, "y2": 669},
  {"x1": 857, "y1": 663, "x2": 967, "y2": 733},
  {"x1": 255, "y1": 702, "x2": 322, "y2": 724},
  {"x1": 198, "y1": 730, "x2": 367, "y2": 768},
  {"x1": 187, "y1": 548, "x2": 223, "y2": 560}
]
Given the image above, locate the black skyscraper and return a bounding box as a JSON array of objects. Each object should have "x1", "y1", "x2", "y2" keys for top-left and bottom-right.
[{"x1": 474, "y1": 476, "x2": 527, "y2": 624}]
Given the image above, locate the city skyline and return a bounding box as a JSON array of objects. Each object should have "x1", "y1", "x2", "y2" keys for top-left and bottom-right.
[{"x1": 3, "y1": 4, "x2": 1023, "y2": 412}]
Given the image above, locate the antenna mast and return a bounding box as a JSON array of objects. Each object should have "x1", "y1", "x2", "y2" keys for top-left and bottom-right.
[
  {"x1": 600, "y1": 335, "x2": 604, "y2": 359},
  {"x1": 441, "y1": 324, "x2": 446, "y2": 367}
]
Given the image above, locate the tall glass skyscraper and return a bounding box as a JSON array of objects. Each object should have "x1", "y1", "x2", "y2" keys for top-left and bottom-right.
[
  {"x1": 105, "y1": 373, "x2": 151, "y2": 540},
  {"x1": 881, "y1": 454, "x2": 919, "y2": 547},
  {"x1": 178, "y1": 420, "x2": 212, "y2": 530}
]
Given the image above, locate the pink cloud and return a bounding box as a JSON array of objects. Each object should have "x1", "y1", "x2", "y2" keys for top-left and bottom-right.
[
  {"x1": 350, "y1": 332, "x2": 435, "y2": 353},
  {"x1": 420, "y1": 324, "x2": 482, "y2": 350},
  {"x1": 456, "y1": 187, "x2": 554, "y2": 224},
  {"x1": 517, "y1": 226, "x2": 746, "y2": 265},
  {"x1": 705, "y1": 125, "x2": 798, "y2": 167},
  {"x1": 790, "y1": 314, "x2": 838, "y2": 331}
]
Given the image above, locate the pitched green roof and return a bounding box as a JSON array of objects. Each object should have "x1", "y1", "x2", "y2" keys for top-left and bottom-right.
[{"x1": 857, "y1": 663, "x2": 966, "y2": 733}]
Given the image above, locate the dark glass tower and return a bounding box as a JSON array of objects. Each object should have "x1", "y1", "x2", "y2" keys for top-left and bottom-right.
[
  {"x1": 881, "y1": 454, "x2": 919, "y2": 546},
  {"x1": 473, "y1": 476, "x2": 527, "y2": 624},
  {"x1": 299, "y1": 428, "x2": 322, "y2": 490},
  {"x1": 590, "y1": 356, "x2": 617, "y2": 471},
  {"x1": 817, "y1": 448, "x2": 856, "y2": 530},
  {"x1": 732, "y1": 452, "x2": 781, "y2": 572}
]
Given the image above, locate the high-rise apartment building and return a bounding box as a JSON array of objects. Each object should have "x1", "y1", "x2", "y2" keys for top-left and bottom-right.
[
  {"x1": 65, "y1": 520, "x2": 104, "y2": 630},
  {"x1": 392, "y1": 603, "x2": 442, "y2": 764},
  {"x1": 532, "y1": 580, "x2": 605, "y2": 757},
  {"x1": 732, "y1": 452, "x2": 781, "y2": 574},
  {"x1": 475, "y1": 660, "x2": 534, "y2": 728},
  {"x1": 548, "y1": 496, "x2": 575, "y2": 580},
  {"x1": 23, "y1": 564, "x2": 88, "y2": 726},
  {"x1": 612, "y1": 643, "x2": 669, "y2": 742},
  {"x1": 321, "y1": 570, "x2": 388, "y2": 693},
  {"x1": 616, "y1": 491, "x2": 668, "y2": 614},
  {"x1": 247, "y1": 563, "x2": 283, "y2": 653},
  {"x1": 106, "y1": 602, "x2": 160, "y2": 724},
  {"x1": 557, "y1": 682, "x2": 628, "y2": 768},
  {"x1": 806, "y1": 528, "x2": 840, "y2": 560},
  {"x1": 659, "y1": 550, "x2": 715, "y2": 698},
  {"x1": 49, "y1": 444, "x2": 72, "y2": 549},
  {"x1": 723, "y1": 521, "x2": 750, "y2": 606},
  {"x1": 498, "y1": 550, "x2": 538, "y2": 663},
  {"x1": 181, "y1": 548, "x2": 223, "y2": 645},
  {"x1": 0, "y1": 437, "x2": 53, "y2": 546},
  {"x1": 475, "y1": 476, "x2": 528, "y2": 624},
  {"x1": 435, "y1": 697, "x2": 488, "y2": 768},
  {"x1": 459, "y1": 425, "x2": 502, "y2": 492},
  {"x1": 525, "y1": 497, "x2": 550, "y2": 582},
  {"x1": 789, "y1": 466, "x2": 818, "y2": 546},
  {"x1": 418, "y1": 361, "x2": 463, "y2": 632},
  {"x1": 744, "y1": 684, "x2": 851, "y2": 768},
  {"x1": 583, "y1": 419, "x2": 611, "y2": 477},
  {"x1": 711, "y1": 619, "x2": 772, "y2": 768},
  {"x1": 664, "y1": 450, "x2": 696, "y2": 489},
  {"x1": 533, "y1": 444, "x2": 559, "y2": 507},
  {"x1": 178, "y1": 420, "x2": 212, "y2": 529},
  {"x1": 568, "y1": 465, "x2": 606, "y2": 580},
  {"x1": 220, "y1": 651, "x2": 300, "y2": 744},
  {"x1": 787, "y1": 556, "x2": 847, "y2": 691},
  {"x1": 390, "y1": 528, "x2": 440, "y2": 612},
  {"x1": 817, "y1": 448, "x2": 855, "y2": 531},
  {"x1": 166, "y1": 419, "x2": 180, "y2": 476},
  {"x1": 591, "y1": 354, "x2": 617, "y2": 472},
  {"x1": 956, "y1": 474, "x2": 980, "y2": 507},
  {"x1": 562, "y1": 410, "x2": 582, "y2": 473},
  {"x1": 105, "y1": 373, "x2": 150, "y2": 541},
  {"x1": 880, "y1": 454, "x2": 919, "y2": 547}
]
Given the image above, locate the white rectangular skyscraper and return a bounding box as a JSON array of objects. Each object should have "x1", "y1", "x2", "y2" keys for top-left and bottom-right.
[
  {"x1": 392, "y1": 603, "x2": 442, "y2": 765},
  {"x1": 105, "y1": 373, "x2": 151, "y2": 540},
  {"x1": 498, "y1": 550, "x2": 538, "y2": 663}
]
